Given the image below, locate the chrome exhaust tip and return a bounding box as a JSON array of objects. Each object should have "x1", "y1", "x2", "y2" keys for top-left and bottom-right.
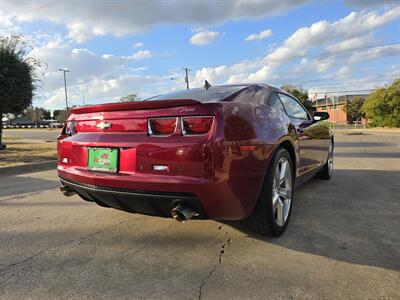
[
  {"x1": 171, "y1": 203, "x2": 198, "y2": 222},
  {"x1": 60, "y1": 185, "x2": 76, "y2": 197}
]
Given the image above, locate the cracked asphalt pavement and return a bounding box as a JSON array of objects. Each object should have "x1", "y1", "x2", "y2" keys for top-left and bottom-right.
[{"x1": 0, "y1": 130, "x2": 399, "y2": 299}]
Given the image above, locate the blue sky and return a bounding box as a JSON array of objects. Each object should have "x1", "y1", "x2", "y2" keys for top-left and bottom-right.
[{"x1": 1, "y1": 0, "x2": 399, "y2": 109}]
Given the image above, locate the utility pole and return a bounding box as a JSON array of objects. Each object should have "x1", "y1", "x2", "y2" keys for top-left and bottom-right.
[
  {"x1": 58, "y1": 68, "x2": 70, "y2": 114},
  {"x1": 183, "y1": 67, "x2": 191, "y2": 90}
]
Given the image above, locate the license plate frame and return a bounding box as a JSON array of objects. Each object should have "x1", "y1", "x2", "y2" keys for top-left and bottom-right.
[{"x1": 87, "y1": 147, "x2": 118, "y2": 173}]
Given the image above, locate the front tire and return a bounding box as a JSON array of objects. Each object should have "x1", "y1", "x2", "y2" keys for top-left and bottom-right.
[
  {"x1": 317, "y1": 140, "x2": 333, "y2": 180},
  {"x1": 243, "y1": 148, "x2": 294, "y2": 237}
]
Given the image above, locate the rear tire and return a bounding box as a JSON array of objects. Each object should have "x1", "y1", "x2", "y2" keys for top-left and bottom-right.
[
  {"x1": 317, "y1": 140, "x2": 333, "y2": 180},
  {"x1": 243, "y1": 148, "x2": 294, "y2": 237}
]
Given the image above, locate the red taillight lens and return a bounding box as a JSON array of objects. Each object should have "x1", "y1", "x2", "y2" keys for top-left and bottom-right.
[
  {"x1": 148, "y1": 118, "x2": 177, "y2": 135},
  {"x1": 182, "y1": 116, "x2": 214, "y2": 135}
]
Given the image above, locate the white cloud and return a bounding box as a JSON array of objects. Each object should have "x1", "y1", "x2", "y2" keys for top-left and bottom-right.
[
  {"x1": 326, "y1": 35, "x2": 374, "y2": 53},
  {"x1": 191, "y1": 8, "x2": 400, "y2": 91},
  {"x1": 133, "y1": 42, "x2": 143, "y2": 48},
  {"x1": 24, "y1": 34, "x2": 163, "y2": 108},
  {"x1": 345, "y1": 0, "x2": 399, "y2": 8},
  {"x1": 0, "y1": 14, "x2": 21, "y2": 34},
  {"x1": 44, "y1": 75, "x2": 161, "y2": 106},
  {"x1": 266, "y1": 7, "x2": 400, "y2": 64},
  {"x1": 245, "y1": 29, "x2": 272, "y2": 42},
  {"x1": 348, "y1": 44, "x2": 400, "y2": 64},
  {"x1": 124, "y1": 50, "x2": 152, "y2": 60},
  {"x1": 7, "y1": 5, "x2": 398, "y2": 108},
  {"x1": 190, "y1": 31, "x2": 220, "y2": 45},
  {"x1": 336, "y1": 66, "x2": 352, "y2": 79},
  {"x1": 2, "y1": 0, "x2": 306, "y2": 42}
]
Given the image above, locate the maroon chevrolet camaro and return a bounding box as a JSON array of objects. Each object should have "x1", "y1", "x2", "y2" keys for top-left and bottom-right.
[{"x1": 58, "y1": 84, "x2": 333, "y2": 236}]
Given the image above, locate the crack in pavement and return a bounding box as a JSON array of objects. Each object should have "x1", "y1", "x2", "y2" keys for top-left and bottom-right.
[
  {"x1": 198, "y1": 233, "x2": 231, "y2": 300},
  {"x1": 0, "y1": 229, "x2": 102, "y2": 275}
]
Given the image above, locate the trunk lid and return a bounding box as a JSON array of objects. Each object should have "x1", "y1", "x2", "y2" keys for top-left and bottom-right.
[{"x1": 59, "y1": 101, "x2": 220, "y2": 180}]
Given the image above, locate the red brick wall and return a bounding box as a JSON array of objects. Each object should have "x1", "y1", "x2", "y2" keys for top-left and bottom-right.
[{"x1": 316, "y1": 104, "x2": 347, "y2": 123}]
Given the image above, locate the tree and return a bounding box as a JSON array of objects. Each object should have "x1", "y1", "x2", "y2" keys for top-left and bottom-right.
[
  {"x1": 362, "y1": 79, "x2": 400, "y2": 127},
  {"x1": 120, "y1": 94, "x2": 140, "y2": 102},
  {"x1": 55, "y1": 110, "x2": 67, "y2": 123},
  {"x1": 344, "y1": 97, "x2": 365, "y2": 123},
  {"x1": 0, "y1": 35, "x2": 42, "y2": 149},
  {"x1": 25, "y1": 106, "x2": 44, "y2": 125},
  {"x1": 281, "y1": 84, "x2": 314, "y2": 113}
]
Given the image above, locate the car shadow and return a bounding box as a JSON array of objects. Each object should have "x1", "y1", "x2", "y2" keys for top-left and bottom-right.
[{"x1": 225, "y1": 168, "x2": 400, "y2": 271}]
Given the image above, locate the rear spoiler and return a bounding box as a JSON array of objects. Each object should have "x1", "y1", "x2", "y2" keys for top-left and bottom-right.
[{"x1": 70, "y1": 99, "x2": 201, "y2": 114}]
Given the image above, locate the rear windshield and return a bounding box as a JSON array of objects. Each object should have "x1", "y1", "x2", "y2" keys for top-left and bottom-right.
[{"x1": 146, "y1": 85, "x2": 248, "y2": 102}]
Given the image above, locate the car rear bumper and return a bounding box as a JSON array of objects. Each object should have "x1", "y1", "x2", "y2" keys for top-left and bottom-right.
[
  {"x1": 59, "y1": 176, "x2": 206, "y2": 218},
  {"x1": 58, "y1": 165, "x2": 258, "y2": 220}
]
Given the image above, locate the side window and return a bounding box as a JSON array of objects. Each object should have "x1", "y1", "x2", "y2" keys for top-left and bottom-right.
[
  {"x1": 267, "y1": 93, "x2": 285, "y2": 113},
  {"x1": 277, "y1": 93, "x2": 309, "y2": 120}
]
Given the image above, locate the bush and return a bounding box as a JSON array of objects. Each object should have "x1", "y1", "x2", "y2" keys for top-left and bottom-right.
[
  {"x1": 362, "y1": 79, "x2": 400, "y2": 127},
  {"x1": 344, "y1": 97, "x2": 365, "y2": 123}
]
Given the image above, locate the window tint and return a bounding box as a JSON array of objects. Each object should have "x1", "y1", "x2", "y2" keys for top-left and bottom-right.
[
  {"x1": 277, "y1": 93, "x2": 309, "y2": 120},
  {"x1": 145, "y1": 85, "x2": 248, "y2": 102},
  {"x1": 267, "y1": 93, "x2": 285, "y2": 113}
]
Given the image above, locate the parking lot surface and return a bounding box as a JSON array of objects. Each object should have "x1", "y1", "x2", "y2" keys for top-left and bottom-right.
[{"x1": 0, "y1": 130, "x2": 399, "y2": 299}]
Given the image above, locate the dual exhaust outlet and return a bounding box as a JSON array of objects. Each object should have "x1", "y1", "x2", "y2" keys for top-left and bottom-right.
[{"x1": 60, "y1": 184, "x2": 198, "y2": 222}]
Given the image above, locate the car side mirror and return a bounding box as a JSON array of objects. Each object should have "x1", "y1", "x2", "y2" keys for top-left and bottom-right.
[{"x1": 313, "y1": 111, "x2": 329, "y2": 122}]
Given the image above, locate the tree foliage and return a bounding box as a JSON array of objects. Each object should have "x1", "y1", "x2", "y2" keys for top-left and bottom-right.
[
  {"x1": 120, "y1": 93, "x2": 140, "y2": 102},
  {"x1": 0, "y1": 35, "x2": 43, "y2": 148},
  {"x1": 25, "y1": 107, "x2": 44, "y2": 125},
  {"x1": 281, "y1": 84, "x2": 314, "y2": 113},
  {"x1": 55, "y1": 110, "x2": 68, "y2": 123},
  {"x1": 344, "y1": 97, "x2": 365, "y2": 123},
  {"x1": 362, "y1": 79, "x2": 400, "y2": 127}
]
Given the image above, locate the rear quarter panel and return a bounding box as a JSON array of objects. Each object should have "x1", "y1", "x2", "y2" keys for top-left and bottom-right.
[{"x1": 213, "y1": 102, "x2": 292, "y2": 218}]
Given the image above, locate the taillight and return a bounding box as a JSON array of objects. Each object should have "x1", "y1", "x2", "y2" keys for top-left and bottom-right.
[
  {"x1": 148, "y1": 117, "x2": 177, "y2": 135},
  {"x1": 182, "y1": 116, "x2": 214, "y2": 135},
  {"x1": 65, "y1": 121, "x2": 77, "y2": 136}
]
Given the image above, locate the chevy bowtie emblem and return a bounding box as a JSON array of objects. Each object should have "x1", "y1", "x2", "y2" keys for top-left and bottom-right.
[{"x1": 96, "y1": 121, "x2": 112, "y2": 130}]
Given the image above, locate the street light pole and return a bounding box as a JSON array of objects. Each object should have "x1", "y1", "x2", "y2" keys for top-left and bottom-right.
[{"x1": 58, "y1": 68, "x2": 70, "y2": 114}]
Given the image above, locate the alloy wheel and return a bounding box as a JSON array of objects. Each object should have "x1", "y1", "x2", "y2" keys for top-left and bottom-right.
[
  {"x1": 272, "y1": 157, "x2": 292, "y2": 227},
  {"x1": 328, "y1": 142, "x2": 333, "y2": 176}
]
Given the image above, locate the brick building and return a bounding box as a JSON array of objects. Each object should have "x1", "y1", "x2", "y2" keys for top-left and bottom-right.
[{"x1": 312, "y1": 94, "x2": 368, "y2": 124}]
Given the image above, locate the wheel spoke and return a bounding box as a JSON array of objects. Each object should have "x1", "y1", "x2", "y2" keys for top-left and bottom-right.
[
  {"x1": 276, "y1": 202, "x2": 284, "y2": 226},
  {"x1": 279, "y1": 187, "x2": 291, "y2": 199},
  {"x1": 272, "y1": 191, "x2": 279, "y2": 206},
  {"x1": 274, "y1": 168, "x2": 280, "y2": 189},
  {"x1": 283, "y1": 199, "x2": 291, "y2": 221},
  {"x1": 279, "y1": 160, "x2": 287, "y2": 185}
]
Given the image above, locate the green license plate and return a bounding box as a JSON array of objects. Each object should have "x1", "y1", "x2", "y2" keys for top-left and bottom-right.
[{"x1": 87, "y1": 148, "x2": 118, "y2": 172}]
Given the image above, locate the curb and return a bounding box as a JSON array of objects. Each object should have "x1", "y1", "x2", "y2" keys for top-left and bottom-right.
[{"x1": 0, "y1": 160, "x2": 57, "y2": 175}]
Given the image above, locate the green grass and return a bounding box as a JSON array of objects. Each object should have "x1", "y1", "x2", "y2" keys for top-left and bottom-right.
[{"x1": 0, "y1": 138, "x2": 57, "y2": 168}]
